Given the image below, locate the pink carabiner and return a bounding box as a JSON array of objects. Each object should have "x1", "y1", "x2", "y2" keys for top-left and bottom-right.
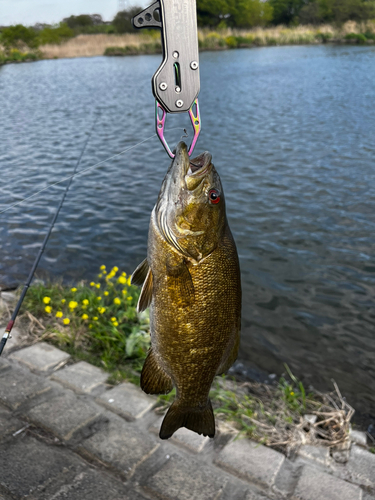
[{"x1": 155, "y1": 99, "x2": 201, "y2": 159}]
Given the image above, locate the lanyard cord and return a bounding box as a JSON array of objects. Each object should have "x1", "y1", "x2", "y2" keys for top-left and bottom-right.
[{"x1": 0, "y1": 113, "x2": 99, "y2": 356}]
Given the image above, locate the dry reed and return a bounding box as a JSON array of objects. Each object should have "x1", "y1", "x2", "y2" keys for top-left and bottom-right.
[{"x1": 40, "y1": 33, "x2": 160, "y2": 59}]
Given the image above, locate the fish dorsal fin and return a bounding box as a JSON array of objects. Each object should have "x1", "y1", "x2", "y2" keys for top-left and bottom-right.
[
  {"x1": 131, "y1": 258, "x2": 149, "y2": 286},
  {"x1": 137, "y1": 268, "x2": 153, "y2": 312},
  {"x1": 141, "y1": 349, "x2": 173, "y2": 395}
]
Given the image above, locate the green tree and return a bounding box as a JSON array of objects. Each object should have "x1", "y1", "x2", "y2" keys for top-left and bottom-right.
[
  {"x1": 298, "y1": 0, "x2": 375, "y2": 23},
  {"x1": 0, "y1": 24, "x2": 38, "y2": 48},
  {"x1": 268, "y1": 0, "x2": 306, "y2": 24},
  {"x1": 36, "y1": 23, "x2": 74, "y2": 45},
  {"x1": 113, "y1": 7, "x2": 143, "y2": 33},
  {"x1": 197, "y1": 0, "x2": 273, "y2": 27},
  {"x1": 233, "y1": 0, "x2": 274, "y2": 26}
]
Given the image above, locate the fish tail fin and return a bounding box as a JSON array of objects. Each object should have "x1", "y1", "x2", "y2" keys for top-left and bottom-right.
[{"x1": 159, "y1": 399, "x2": 215, "y2": 440}]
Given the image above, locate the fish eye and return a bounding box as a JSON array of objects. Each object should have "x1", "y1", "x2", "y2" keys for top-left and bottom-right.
[{"x1": 208, "y1": 189, "x2": 220, "y2": 204}]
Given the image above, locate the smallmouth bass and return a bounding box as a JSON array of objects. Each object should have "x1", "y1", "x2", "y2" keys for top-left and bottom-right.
[{"x1": 132, "y1": 141, "x2": 241, "y2": 439}]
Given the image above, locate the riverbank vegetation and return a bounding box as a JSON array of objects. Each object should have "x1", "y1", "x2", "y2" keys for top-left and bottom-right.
[
  {"x1": 1, "y1": 0, "x2": 375, "y2": 65},
  {"x1": 0, "y1": 21, "x2": 374, "y2": 65},
  {"x1": 0, "y1": 266, "x2": 360, "y2": 454}
]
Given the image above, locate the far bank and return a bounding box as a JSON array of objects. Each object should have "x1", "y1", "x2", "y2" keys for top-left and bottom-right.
[{"x1": 1, "y1": 21, "x2": 374, "y2": 65}]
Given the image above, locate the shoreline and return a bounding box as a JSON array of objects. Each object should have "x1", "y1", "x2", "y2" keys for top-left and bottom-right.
[{"x1": 1, "y1": 21, "x2": 374, "y2": 66}]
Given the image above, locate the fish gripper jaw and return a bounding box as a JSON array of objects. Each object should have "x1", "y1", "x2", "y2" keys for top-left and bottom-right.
[{"x1": 156, "y1": 99, "x2": 201, "y2": 159}]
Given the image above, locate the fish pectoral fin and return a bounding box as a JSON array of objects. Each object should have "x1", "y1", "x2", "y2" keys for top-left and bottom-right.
[
  {"x1": 166, "y1": 258, "x2": 195, "y2": 307},
  {"x1": 159, "y1": 399, "x2": 215, "y2": 440},
  {"x1": 141, "y1": 349, "x2": 173, "y2": 395},
  {"x1": 131, "y1": 258, "x2": 149, "y2": 286},
  {"x1": 137, "y1": 268, "x2": 153, "y2": 312}
]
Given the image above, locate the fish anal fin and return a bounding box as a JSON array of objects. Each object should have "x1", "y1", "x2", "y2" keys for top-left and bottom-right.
[
  {"x1": 159, "y1": 399, "x2": 215, "y2": 440},
  {"x1": 141, "y1": 349, "x2": 173, "y2": 395},
  {"x1": 131, "y1": 258, "x2": 149, "y2": 287},
  {"x1": 137, "y1": 268, "x2": 153, "y2": 312},
  {"x1": 166, "y1": 256, "x2": 195, "y2": 307}
]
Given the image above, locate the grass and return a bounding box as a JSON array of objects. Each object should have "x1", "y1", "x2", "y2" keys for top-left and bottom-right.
[
  {"x1": 15, "y1": 265, "x2": 150, "y2": 380},
  {"x1": 154, "y1": 363, "x2": 355, "y2": 454},
  {"x1": 0, "y1": 48, "x2": 41, "y2": 65}
]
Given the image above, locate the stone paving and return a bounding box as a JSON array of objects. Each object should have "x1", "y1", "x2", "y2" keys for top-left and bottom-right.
[{"x1": 0, "y1": 340, "x2": 374, "y2": 500}]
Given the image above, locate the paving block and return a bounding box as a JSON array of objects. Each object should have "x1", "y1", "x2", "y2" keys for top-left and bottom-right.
[
  {"x1": 298, "y1": 444, "x2": 330, "y2": 466},
  {"x1": 0, "y1": 435, "x2": 86, "y2": 498},
  {"x1": 245, "y1": 490, "x2": 274, "y2": 500},
  {"x1": 215, "y1": 438, "x2": 285, "y2": 488},
  {"x1": 98, "y1": 382, "x2": 155, "y2": 420},
  {"x1": 142, "y1": 453, "x2": 226, "y2": 500},
  {"x1": 33, "y1": 468, "x2": 149, "y2": 500},
  {"x1": 0, "y1": 365, "x2": 52, "y2": 409},
  {"x1": 151, "y1": 416, "x2": 210, "y2": 453},
  {"x1": 10, "y1": 342, "x2": 70, "y2": 372},
  {"x1": 292, "y1": 465, "x2": 362, "y2": 500},
  {"x1": 52, "y1": 361, "x2": 108, "y2": 394},
  {"x1": 27, "y1": 391, "x2": 103, "y2": 441},
  {"x1": 80, "y1": 412, "x2": 159, "y2": 479},
  {"x1": 350, "y1": 429, "x2": 368, "y2": 447},
  {"x1": 0, "y1": 404, "x2": 25, "y2": 440},
  {"x1": 345, "y1": 444, "x2": 375, "y2": 489},
  {"x1": 0, "y1": 357, "x2": 11, "y2": 372},
  {"x1": 273, "y1": 459, "x2": 303, "y2": 498}
]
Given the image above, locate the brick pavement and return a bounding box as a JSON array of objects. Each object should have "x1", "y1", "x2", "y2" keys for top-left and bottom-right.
[{"x1": 0, "y1": 340, "x2": 374, "y2": 500}]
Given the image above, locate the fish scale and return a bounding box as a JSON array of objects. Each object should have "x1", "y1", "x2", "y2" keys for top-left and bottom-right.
[{"x1": 132, "y1": 141, "x2": 241, "y2": 439}]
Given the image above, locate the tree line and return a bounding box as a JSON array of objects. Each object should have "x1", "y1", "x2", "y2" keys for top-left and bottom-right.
[{"x1": 1, "y1": 0, "x2": 374, "y2": 50}]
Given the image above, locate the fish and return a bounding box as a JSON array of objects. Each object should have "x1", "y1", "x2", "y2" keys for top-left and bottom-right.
[{"x1": 131, "y1": 141, "x2": 241, "y2": 439}]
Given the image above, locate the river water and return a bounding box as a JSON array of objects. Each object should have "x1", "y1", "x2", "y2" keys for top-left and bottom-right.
[{"x1": 0, "y1": 45, "x2": 374, "y2": 425}]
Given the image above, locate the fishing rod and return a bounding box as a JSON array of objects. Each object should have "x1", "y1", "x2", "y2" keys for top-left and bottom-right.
[
  {"x1": 0, "y1": 125, "x2": 187, "y2": 356},
  {"x1": 0, "y1": 114, "x2": 99, "y2": 356}
]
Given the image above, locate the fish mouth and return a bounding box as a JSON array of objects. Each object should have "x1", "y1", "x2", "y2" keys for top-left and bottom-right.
[{"x1": 188, "y1": 151, "x2": 212, "y2": 177}]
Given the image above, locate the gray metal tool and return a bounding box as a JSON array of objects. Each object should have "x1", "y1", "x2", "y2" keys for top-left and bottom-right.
[{"x1": 133, "y1": 0, "x2": 201, "y2": 158}]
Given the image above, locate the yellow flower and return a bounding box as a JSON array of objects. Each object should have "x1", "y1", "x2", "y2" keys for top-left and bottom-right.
[
  {"x1": 110, "y1": 317, "x2": 117, "y2": 322},
  {"x1": 90, "y1": 282, "x2": 95, "y2": 287},
  {"x1": 114, "y1": 297, "x2": 121, "y2": 305},
  {"x1": 106, "y1": 272, "x2": 115, "y2": 281},
  {"x1": 127, "y1": 296, "x2": 132, "y2": 301},
  {"x1": 98, "y1": 307, "x2": 106, "y2": 314},
  {"x1": 290, "y1": 391, "x2": 295, "y2": 396},
  {"x1": 81, "y1": 314, "x2": 89, "y2": 320},
  {"x1": 69, "y1": 301, "x2": 78, "y2": 309},
  {"x1": 122, "y1": 289, "x2": 127, "y2": 295},
  {"x1": 122, "y1": 272, "x2": 126, "y2": 277},
  {"x1": 103, "y1": 270, "x2": 107, "y2": 275},
  {"x1": 113, "y1": 321, "x2": 119, "y2": 327},
  {"x1": 95, "y1": 283, "x2": 100, "y2": 289},
  {"x1": 61, "y1": 299, "x2": 66, "y2": 304},
  {"x1": 96, "y1": 296, "x2": 102, "y2": 301},
  {"x1": 98, "y1": 274, "x2": 102, "y2": 278},
  {"x1": 63, "y1": 318, "x2": 70, "y2": 325},
  {"x1": 127, "y1": 277, "x2": 132, "y2": 286},
  {"x1": 45, "y1": 306, "x2": 52, "y2": 313},
  {"x1": 118, "y1": 276, "x2": 126, "y2": 285},
  {"x1": 55, "y1": 311, "x2": 63, "y2": 318},
  {"x1": 71, "y1": 288, "x2": 77, "y2": 292},
  {"x1": 93, "y1": 316, "x2": 98, "y2": 321},
  {"x1": 100, "y1": 265, "x2": 106, "y2": 270},
  {"x1": 112, "y1": 266, "x2": 119, "y2": 273},
  {"x1": 43, "y1": 297, "x2": 51, "y2": 304},
  {"x1": 89, "y1": 324, "x2": 93, "y2": 329},
  {"x1": 82, "y1": 299, "x2": 89, "y2": 306},
  {"x1": 104, "y1": 291, "x2": 109, "y2": 296}
]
